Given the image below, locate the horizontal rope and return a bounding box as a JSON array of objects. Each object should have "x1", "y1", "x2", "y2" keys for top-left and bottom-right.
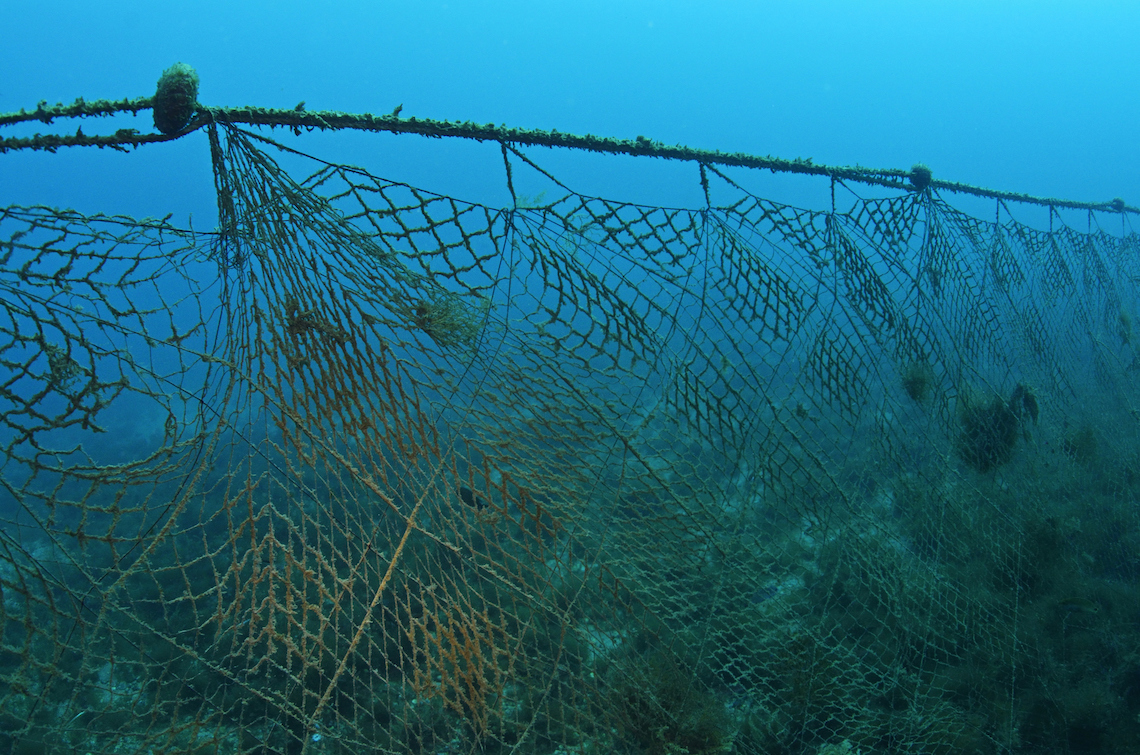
[{"x1": 0, "y1": 94, "x2": 1134, "y2": 216}]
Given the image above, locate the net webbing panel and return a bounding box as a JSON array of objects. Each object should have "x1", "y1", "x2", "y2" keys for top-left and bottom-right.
[{"x1": 3, "y1": 67, "x2": 1140, "y2": 755}]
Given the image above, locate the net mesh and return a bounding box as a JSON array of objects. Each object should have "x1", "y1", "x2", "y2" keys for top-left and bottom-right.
[{"x1": 3, "y1": 107, "x2": 1140, "y2": 755}]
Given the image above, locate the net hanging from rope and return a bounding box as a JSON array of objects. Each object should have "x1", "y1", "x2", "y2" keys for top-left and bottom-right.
[{"x1": 2, "y1": 65, "x2": 1140, "y2": 755}]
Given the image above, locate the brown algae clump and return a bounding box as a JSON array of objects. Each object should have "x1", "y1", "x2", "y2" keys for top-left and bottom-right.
[{"x1": 153, "y1": 62, "x2": 199, "y2": 135}]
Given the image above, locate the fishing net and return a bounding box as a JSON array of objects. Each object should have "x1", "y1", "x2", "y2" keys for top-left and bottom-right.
[{"x1": 3, "y1": 66, "x2": 1140, "y2": 755}]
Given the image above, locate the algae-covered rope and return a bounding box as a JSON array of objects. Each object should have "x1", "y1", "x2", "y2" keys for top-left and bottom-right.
[{"x1": 1, "y1": 62, "x2": 1134, "y2": 216}]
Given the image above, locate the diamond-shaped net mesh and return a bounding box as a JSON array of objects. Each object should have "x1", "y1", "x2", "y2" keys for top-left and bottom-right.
[{"x1": 3, "y1": 85, "x2": 1140, "y2": 755}]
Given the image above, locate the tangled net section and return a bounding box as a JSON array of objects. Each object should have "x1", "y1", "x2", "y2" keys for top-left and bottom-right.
[{"x1": 3, "y1": 109, "x2": 1140, "y2": 755}]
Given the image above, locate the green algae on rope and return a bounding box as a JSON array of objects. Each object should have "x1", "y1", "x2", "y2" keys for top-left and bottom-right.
[{"x1": 0, "y1": 62, "x2": 1134, "y2": 215}]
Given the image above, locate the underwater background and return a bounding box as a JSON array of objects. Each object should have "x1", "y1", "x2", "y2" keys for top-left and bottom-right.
[
  {"x1": 4, "y1": 2, "x2": 1140, "y2": 755},
  {"x1": 3, "y1": 0, "x2": 1140, "y2": 218}
]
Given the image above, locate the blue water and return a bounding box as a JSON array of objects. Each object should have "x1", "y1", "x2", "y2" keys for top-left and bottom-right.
[
  {"x1": 5, "y1": 4, "x2": 1140, "y2": 753},
  {"x1": 3, "y1": 0, "x2": 1139, "y2": 222}
]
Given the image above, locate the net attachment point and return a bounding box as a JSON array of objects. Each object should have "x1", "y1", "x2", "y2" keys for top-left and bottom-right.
[{"x1": 909, "y1": 163, "x2": 933, "y2": 191}]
